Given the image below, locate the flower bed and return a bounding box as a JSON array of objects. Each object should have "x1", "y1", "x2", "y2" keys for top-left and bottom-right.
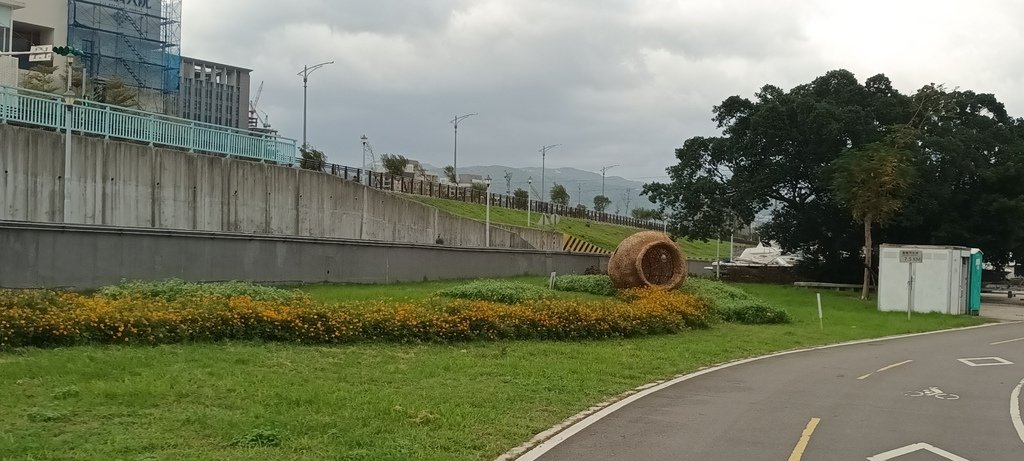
[{"x1": 0, "y1": 288, "x2": 710, "y2": 348}]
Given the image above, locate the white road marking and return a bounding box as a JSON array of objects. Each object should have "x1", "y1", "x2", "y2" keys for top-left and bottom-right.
[
  {"x1": 503, "y1": 323, "x2": 1008, "y2": 461},
  {"x1": 991, "y1": 337, "x2": 1024, "y2": 345},
  {"x1": 857, "y1": 359, "x2": 913, "y2": 380},
  {"x1": 866, "y1": 442, "x2": 969, "y2": 461},
  {"x1": 957, "y1": 357, "x2": 1015, "y2": 367},
  {"x1": 904, "y1": 387, "x2": 959, "y2": 400},
  {"x1": 1012, "y1": 378, "x2": 1024, "y2": 447}
]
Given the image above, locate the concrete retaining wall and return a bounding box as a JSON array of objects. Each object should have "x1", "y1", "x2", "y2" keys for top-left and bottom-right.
[
  {"x1": 0, "y1": 124, "x2": 560, "y2": 250},
  {"x1": 0, "y1": 221, "x2": 607, "y2": 289}
]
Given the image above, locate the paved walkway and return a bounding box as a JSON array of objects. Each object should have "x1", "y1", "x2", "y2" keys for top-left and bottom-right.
[
  {"x1": 982, "y1": 293, "x2": 1024, "y2": 322},
  {"x1": 521, "y1": 323, "x2": 1024, "y2": 461}
]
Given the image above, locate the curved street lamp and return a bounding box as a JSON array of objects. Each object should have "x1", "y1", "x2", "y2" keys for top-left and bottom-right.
[
  {"x1": 297, "y1": 61, "x2": 334, "y2": 150},
  {"x1": 539, "y1": 144, "x2": 561, "y2": 202},
  {"x1": 600, "y1": 164, "x2": 619, "y2": 198},
  {"x1": 450, "y1": 113, "x2": 477, "y2": 185}
]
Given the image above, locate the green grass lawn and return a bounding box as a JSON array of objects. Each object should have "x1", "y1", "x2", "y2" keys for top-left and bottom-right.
[
  {"x1": 405, "y1": 195, "x2": 733, "y2": 259},
  {"x1": 0, "y1": 283, "x2": 988, "y2": 461}
]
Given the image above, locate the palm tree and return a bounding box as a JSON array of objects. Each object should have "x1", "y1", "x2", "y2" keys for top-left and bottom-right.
[{"x1": 832, "y1": 128, "x2": 917, "y2": 299}]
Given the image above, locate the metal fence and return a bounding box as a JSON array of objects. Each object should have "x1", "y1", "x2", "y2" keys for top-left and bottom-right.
[
  {"x1": 309, "y1": 161, "x2": 666, "y2": 231},
  {"x1": 0, "y1": 85, "x2": 297, "y2": 164}
]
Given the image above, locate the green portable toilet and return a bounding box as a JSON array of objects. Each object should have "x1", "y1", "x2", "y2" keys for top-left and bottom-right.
[{"x1": 967, "y1": 249, "x2": 983, "y2": 315}]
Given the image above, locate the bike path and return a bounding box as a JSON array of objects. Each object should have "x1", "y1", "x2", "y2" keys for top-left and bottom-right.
[{"x1": 524, "y1": 322, "x2": 1024, "y2": 461}]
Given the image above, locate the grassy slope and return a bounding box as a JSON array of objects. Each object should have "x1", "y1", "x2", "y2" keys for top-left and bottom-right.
[
  {"x1": 0, "y1": 283, "x2": 987, "y2": 461},
  {"x1": 406, "y1": 195, "x2": 728, "y2": 259}
]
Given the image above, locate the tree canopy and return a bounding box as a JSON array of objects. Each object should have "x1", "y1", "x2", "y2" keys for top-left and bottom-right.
[
  {"x1": 380, "y1": 154, "x2": 409, "y2": 177},
  {"x1": 442, "y1": 166, "x2": 457, "y2": 184},
  {"x1": 593, "y1": 195, "x2": 611, "y2": 212},
  {"x1": 631, "y1": 207, "x2": 662, "y2": 221},
  {"x1": 549, "y1": 183, "x2": 570, "y2": 206},
  {"x1": 644, "y1": 69, "x2": 1024, "y2": 279},
  {"x1": 299, "y1": 146, "x2": 327, "y2": 171}
]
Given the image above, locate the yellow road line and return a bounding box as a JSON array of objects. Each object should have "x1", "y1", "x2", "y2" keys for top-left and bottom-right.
[
  {"x1": 788, "y1": 417, "x2": 821, "y2": 461},
  {"x1": 857, "y1": 359, "x2": 913, "y2": 380}
]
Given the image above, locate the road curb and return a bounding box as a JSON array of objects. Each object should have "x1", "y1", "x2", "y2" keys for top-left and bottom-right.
[{"x1": 499, "y1": 321, "x2": 1020, "y2": 461}]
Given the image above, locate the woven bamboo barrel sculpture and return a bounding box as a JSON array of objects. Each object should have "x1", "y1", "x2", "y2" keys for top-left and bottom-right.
[{"x1": 608, "y1": 231, "x2": 687, "y2": 289}]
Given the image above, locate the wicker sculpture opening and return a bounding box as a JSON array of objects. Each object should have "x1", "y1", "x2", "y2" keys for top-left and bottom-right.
[{"x1": 608, "y1": 231, "x2": 687, "y2": 290}]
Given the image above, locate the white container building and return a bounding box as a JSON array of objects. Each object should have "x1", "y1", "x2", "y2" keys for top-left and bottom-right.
[{"x1": 877, "y1": 244, "x2": 983, "y2": 315}]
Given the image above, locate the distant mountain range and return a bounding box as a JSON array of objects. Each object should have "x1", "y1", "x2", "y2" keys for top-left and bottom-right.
[{"x1": 423, "y1": 164, "x2": 658, "y2": 215}]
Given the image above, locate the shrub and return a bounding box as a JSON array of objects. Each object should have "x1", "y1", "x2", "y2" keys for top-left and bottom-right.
[
  {"x1": 680, "y1": 278, "x2": 791, "y2": 324},
  {"x1": 436, "y1": 280, "x2": 552, "y2": 304},
  {"x1": 553, "y1": 275, "x2": 617, "y2": 296},
  {"x1": 97, "y1": 279, "x2": 300, "y2": 302}
]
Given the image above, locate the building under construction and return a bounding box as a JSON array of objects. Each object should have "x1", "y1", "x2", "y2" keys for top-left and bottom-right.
[
  {"x1": 67, "y1": 0, "x2": 181, "y2": 93},
  {"x1": 11, "y1": 1, "x2": 256, "y2": 128}
]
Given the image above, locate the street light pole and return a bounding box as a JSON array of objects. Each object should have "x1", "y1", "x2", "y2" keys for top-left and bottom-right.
[
  {"x1": 539, "y1": 144, "x2": 561, "y2": 202},
  {"x1": 450, "y1": 113, "x2": 477, "y2": 185},
  {"x1": 297, "y1": 61, "x2": 334, "y2": 151},
  {"x1": 600, "y1": 164, "x2": 619, "y2": 197},
  {"x1": 63, "y1": 91, "x2": 75, "y2": 223},
  {"x1": 484, "y1": 175, "x2": 492, "y2": 247},
  {"x1": 360, "y1": 134, "x2": 369, "y2": 184},
  {"x1": 527, "y1": 176, "x2": 533, "y2": 227}
]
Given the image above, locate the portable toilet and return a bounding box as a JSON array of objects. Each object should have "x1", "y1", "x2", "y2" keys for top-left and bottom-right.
[
  {"x1": 878, "y1": 245, "x2": 982, "y2": 315},
  {"x1": 967, "y1": 249, "x2": 983, "y2": 315}
]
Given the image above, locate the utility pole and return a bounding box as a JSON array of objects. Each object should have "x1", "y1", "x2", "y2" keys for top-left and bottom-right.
[
  {"x1": 623, "y1": 188, "x2": 633, "y2": 216},
  {"x1": 577, "y1": 183, "x2": 582, "y2": 207},
  {"x1": 504, "y1": 170, "x2": 512, "y2": 195},
  {"x1": 539, "y1": 144, "x2": 561, "y2": 202},
  {"x1": 450, "y1": 113, "x2": 477, "y2": 185}
]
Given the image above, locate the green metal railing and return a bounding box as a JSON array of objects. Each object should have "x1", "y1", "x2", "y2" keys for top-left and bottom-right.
[{"x1": 0, "y1": 85, "x2": 297, "y2": 164}]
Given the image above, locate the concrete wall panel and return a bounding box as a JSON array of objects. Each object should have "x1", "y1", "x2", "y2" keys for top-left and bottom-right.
[
  {"x1": 1, "y1": 126, "x2": 63, "y2": 222},
  {"x1": 0, "y1": 222, "x2": 606, "y2": 289},
  {"x1": 1, "y1": 124, "x2": 567, "y2": 251}
]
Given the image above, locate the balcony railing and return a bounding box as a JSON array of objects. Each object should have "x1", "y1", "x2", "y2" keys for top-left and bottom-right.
[{"x1": 0, "y1": 85, "x2": 297, "y2": 164}]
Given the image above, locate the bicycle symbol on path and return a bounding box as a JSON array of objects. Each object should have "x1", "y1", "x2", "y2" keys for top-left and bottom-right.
[{"x1": 904, "y1": 387, "x2": 959, "y2": 400}]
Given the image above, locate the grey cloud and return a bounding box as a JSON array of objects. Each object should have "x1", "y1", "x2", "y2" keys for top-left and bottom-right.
[{"x1": 182, "y1": 1, "x2": 1024, "y2": 180}]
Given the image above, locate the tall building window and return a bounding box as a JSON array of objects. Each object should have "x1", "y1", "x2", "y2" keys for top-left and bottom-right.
[{"x1": 0, "y1": 26, "x2": 10, "y2": 53}]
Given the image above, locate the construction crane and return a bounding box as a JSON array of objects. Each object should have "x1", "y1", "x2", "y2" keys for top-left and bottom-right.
[{"x1": 248, "y1": 81, "x2": 272, "y2": 130}]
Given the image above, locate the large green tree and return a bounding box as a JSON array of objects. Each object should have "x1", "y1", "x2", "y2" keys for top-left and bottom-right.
[
  {"x1": 593, "y1": 195, "x2": 611, "y2": 213},
  {"x1": 645, "y1": 70, "x2": 1024, "y2": 280}
]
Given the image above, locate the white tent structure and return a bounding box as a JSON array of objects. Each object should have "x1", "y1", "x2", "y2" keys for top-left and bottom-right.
[{"x1": 731, "y1": 242, "x2": 799, "y2": 266}]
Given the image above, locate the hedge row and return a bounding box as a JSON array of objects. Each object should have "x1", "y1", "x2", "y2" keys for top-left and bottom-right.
[{"x1": 0, "y1": 288, "x2": 711, "y2": 348}]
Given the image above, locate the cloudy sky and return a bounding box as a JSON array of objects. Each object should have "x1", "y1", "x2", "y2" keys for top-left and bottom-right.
[{"x1": 182, "y1": 0, "x2": 1024, "y2": 182}]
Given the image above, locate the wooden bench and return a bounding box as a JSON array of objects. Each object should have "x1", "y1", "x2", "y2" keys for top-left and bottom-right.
[{"x1": 793, "y1": 282, "x2": 864, "y2": 292}]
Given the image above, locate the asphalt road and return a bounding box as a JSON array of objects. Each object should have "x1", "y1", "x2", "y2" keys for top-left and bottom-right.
[{"x1": 524, "y1": 322, "x2": 1024, "y2": 461}]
